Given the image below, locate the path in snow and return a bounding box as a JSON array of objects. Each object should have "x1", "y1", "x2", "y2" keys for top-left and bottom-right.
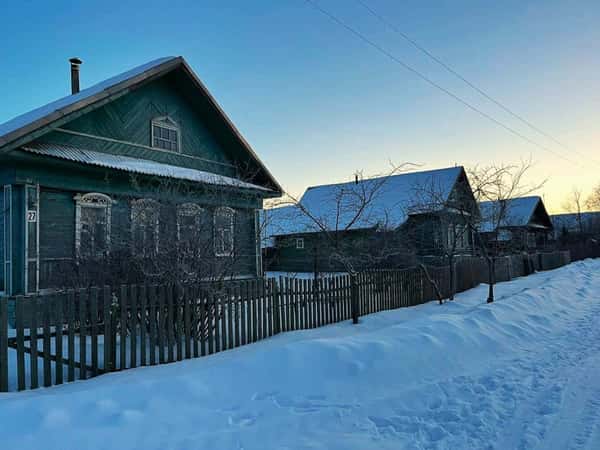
[{"x1": 0, "y1": 259, "x2": 599, "y2": 450}]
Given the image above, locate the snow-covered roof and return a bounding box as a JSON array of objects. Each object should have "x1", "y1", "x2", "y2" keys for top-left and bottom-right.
[
  {"x1": 260, "y1": 205, "x2": 314, "y2": 247},
  {"x1": 21, "y1": 143, "x2": 270, "y2": 192},
  {"x1": 0, "y1": 57, "x2": 177, "y2": 144},
  {"x1": 0, "y1": 56, "x2": 282, "y2": 194},
  {"x1": 262, "y1": 167, "x2": 464, "y2": 239},
  {"x1": 551, "y1": 211, "x2": 600, "y2": 233},
  {"x1": 479, "y1": 196, "x2": 544, "y2": 232}
]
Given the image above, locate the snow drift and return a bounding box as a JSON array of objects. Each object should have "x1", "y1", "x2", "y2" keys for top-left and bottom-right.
[{"x1": 0, "y1": 259, "x2": 599, "y2": 450}]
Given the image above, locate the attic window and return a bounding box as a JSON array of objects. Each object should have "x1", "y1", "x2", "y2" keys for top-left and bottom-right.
[{"x1": 151, "y1": 117, "x2": 180, "y2": 152}]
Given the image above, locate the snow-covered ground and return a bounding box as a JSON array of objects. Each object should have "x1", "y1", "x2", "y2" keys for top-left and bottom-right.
[
  {"x1": 1, "y1": 259, "x2": 599, "y2": 450},
  {"x1": 266, "y1": 271, "x2": 346, "y2": 279}
]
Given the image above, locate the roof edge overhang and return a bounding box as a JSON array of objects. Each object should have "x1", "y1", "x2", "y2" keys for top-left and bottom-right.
[
  {"x1": 528, "y1": 197, "x2": 553, "y2": 230},
  {"x1": 0, "y1": 56, "x2": 283, "y2": 195},
  {"x1": 177, "y1": 60, "x2": 283, "y2": 195},
  {"x1": 15, "y1": 144, "x2": 279, "y2": 198},
  {"x1": 0, "y1": 57, "x2": 181, "y2": 152}
]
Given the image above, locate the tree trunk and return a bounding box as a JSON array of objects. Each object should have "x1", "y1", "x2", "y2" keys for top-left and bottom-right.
[
  {"x1": 487, "y1": 256, "x2": 495, "y2": 303},
  {"x1": 350, "y1": 274, "x2": 359, "y2": 324},
  {"x1": 448, "y1": 256, "x2": 455, "y2": 301},
  {"x1": 419, "y1": 264, "x2": 444, "y2": 304}
]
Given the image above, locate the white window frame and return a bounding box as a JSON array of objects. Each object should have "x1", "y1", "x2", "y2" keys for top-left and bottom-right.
[
  {"x1": 151, "y1": 116, "x2": 181, "y2": 153},
  {"x1": 454, "y1": 224, "x2": 467, "y2": 250},
  {"x1": 214, "y1": 207, "x2": 235, "y2": 257},
  {"x1": 296, "y1": 237, "x2": 304, "y2": 249},
  {"x1": 177, "y1": 203, "x2": 205, "y2": 241},
  {"x1": 447, "y1": 224, "x2": 455, "y2": 248},
  {"x1": 131, "y1": 198, "x2": 160, "y2": 256},
  {"x1": 75, "y1": 192, "x2": 112, "y2": 260}
]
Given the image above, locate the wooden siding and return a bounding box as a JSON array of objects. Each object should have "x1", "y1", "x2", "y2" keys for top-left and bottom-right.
[
  {"x1": 37, "y1": 186, "x2": 259, "y2": 289},
  {"x1": 0, "y1": 190, "x2": 4, "y2": 292},
  {"x1": 268, "y1": 213, "x2": 476, "y2": 273},
  {"x1": 40, "y1": 189, "x2": 75, "y2": 260},
  {"x1": 40, "y1": 74, "x2": 237, "y2": 177},
  {"x1": 39, "y1": 189, "x2": 75, "y2": 289}
]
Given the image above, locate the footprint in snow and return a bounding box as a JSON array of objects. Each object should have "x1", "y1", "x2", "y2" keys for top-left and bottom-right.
[{"x1": 228, "y1": 413, "x2": 257, "y2": 427}]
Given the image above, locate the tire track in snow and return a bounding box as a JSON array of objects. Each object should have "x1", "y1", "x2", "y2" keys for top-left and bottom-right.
[
  {"x1": 364, "y1": 263, "x2": 600, "y2": 450},
  {"x1": 497, "y1": 279, "x2": 600, "y2": 450}
]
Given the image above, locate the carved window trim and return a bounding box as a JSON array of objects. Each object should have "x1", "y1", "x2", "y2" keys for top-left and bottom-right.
[
  {"x1": 75, "y1": 192, "x2": 112, "y2": 259},
  {"x1": 177, "y1": 203, "x2": 205, "y2": 241},
  {"x1": 131, "y1": 198, "x2": 160, "y2": 256},
  {"x1": 214, "y1": 207, "x2": 235, "y2": 257}
]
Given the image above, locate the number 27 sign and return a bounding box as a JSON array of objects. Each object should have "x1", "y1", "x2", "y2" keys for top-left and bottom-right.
[{"x1": 27, "y1": 210, "x2": 37, "y2": 222}]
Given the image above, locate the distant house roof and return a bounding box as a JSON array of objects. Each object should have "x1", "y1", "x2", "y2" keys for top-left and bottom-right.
[
  {"x1": 262, "y1": 166, "x2": 466, "y2": 242},
  {"x1": 551, "y1": 211, "x2": 600, "y2": 234},
  {"x1": 0, "y1": 56, "x2": 282, "y2": 194},
  {"x1": 21, "y1": 143, "x2": 270, "y2": 192},
  {"x1": 479, "y1": 196, "x2": 552, "y2": 232}
]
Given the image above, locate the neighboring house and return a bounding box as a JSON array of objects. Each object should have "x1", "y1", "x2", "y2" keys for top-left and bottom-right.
[
  {"x1": 551, "y1": 211, "x2": 600, "y2": 240},
  {"x1": 262, "y1": 166, "x2": 479, "y2": 272},
  {"x1": 478, "y1": 196, "x2": 553, "y2": 253},
  {"x1": 0, "y1": 56, "x2": 281, "y2": 295}
]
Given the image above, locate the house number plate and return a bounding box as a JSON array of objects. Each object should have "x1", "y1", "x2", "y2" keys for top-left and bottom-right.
[{"x1": 27, "y1": 210, "x2": 37, "y2": 222}]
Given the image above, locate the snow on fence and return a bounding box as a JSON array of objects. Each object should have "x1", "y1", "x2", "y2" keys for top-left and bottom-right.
[{"x1": 0, "y1": 251, "x2": 571, "y2": 392}]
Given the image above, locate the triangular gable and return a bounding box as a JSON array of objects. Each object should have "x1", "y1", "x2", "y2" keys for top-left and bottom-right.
[
  {"x1": 441, "y1": 167, "x2": 480, "y2": 219},
  {"x1": 0, "y1": 57, "x2": 281, "y2": 193},
  {"x1": 529, "y1": 198, "x2": 553, "y2": 229},
  {"x1": 479, "y1": 196, "x2": 550, "y2": 231}
]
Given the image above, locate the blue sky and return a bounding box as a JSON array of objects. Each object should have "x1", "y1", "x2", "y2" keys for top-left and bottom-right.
[{"x1": 1, "y1": 0, "x2": 599, "y2": 211}]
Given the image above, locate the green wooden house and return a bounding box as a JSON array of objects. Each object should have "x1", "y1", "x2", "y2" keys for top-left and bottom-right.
[
  {"x1": 0, "y1": 56, "x2": 281, "y2": 295},
  {"x1": 262, "y1": 166, "x2": 479, "y2": 273},
  {"x1": 478, "y1": 196, "x2": 553, "y2": 253}
]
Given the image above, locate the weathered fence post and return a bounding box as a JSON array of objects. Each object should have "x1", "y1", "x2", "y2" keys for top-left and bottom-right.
[
  {"x1": 274, "y1": 278, "x2": 282, "y2": 334},
  {"x1": 351, "y1": 274, "x2": 359, "y2": 324},
  {"x1": 16, "y1": 296, "x2": 25, "y2": 390},
  {"x1": 103, "y1": 286, "x2": 113, "y2": 373}
]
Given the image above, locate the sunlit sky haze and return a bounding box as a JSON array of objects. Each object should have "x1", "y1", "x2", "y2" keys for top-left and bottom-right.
[{"x1": 1, "y1": 0, "x2": 599, "y2": 212}]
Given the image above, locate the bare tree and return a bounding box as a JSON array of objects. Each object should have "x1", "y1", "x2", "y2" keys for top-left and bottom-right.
[
  {"x1": 562, "y1": 187, "x2": 585, "y2": 234},
  {"x1": 263, "y1": 163, "x2": 419, "y2": 277},
  {"x1": 587, "y1": 182, "x2": 600, "y2": 211},
  {"x1": 404, "y1": 174, "x2": 478, "y2": 302},
  {"x1": 467, "y1": 159, "x2": 545, "y2": 303}
]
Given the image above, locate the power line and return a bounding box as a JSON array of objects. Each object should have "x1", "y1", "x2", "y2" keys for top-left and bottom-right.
[
  {"x1": 355, "y1": 0, "x2": 600, "y2": 167},
  {"x1": 303, "y1": 0, "x2": 587, "y2": 169}
]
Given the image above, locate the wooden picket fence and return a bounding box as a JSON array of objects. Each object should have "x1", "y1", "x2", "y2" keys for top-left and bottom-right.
[
  {"x1": 0, "y1": 252, "x2": 569, "y2": 392},
  {"x1": 0, "y1": 267, "x2": 440, "y2": 392}
]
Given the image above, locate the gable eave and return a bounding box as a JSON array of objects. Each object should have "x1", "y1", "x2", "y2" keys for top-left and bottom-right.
[
  {"x1": 178, "y1": 60, "x2": 283, "y2": 195},
  {"x1": 0, "y1": 56, "x2": 283, "y2": 194},
  {"x1": 445, "y1": 166, "x2": 479, "y2": 215},
  {"x1": 527, "y1": 197, "x2": 553, "y2": 230}
]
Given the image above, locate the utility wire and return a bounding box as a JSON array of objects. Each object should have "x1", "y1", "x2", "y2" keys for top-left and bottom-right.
[
  {"x1": 303, "y1": 0, "x2": 587, "y2": 169},
  {"x1": 355, "y1": 0, "x2": 600, "y2": 167}
]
